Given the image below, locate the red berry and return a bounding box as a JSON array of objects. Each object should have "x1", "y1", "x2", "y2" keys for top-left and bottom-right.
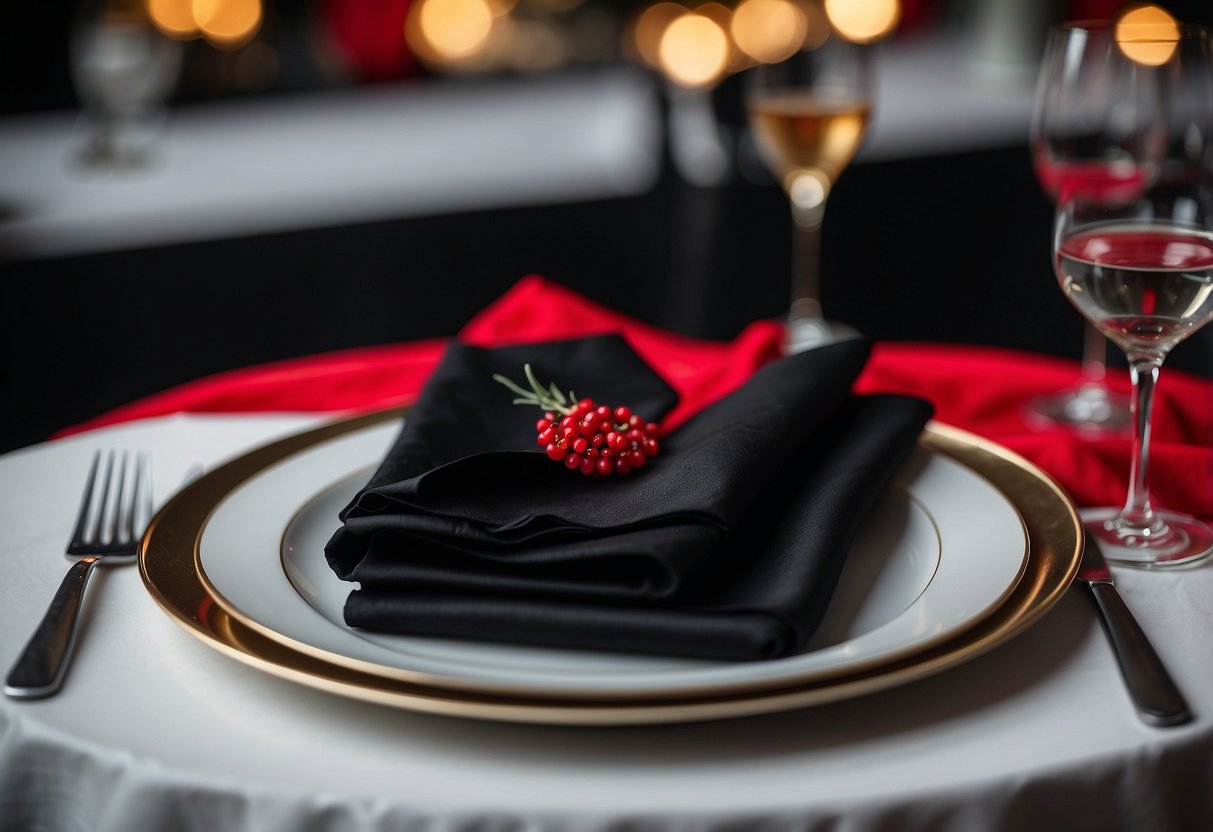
[
  {"x1": 627, "y1": 427, "x2": 645, "y2": 442},
  {"x1": 560, "y1": 415, "x2": 578, "y2": 433},
  {"x1": 607, "y1": 432, "x2": 627, "y2": 451},
  {"x1": 576, "y1": 398, "x2": 595, "y2": 413},
  {"x1": 643, "y1": 438, "x2": 659, "y2": 457},
  {"x1": 645, "y1": 422, "x2": 661, "y2": 437},
  {"x1": 537, "y1": 427, "x2": 555, "y2": 446},
  {"x1": 629, "y1": 414, "x2": 642, "y2": 426},
  {"x1": 537, "y1": 417, "x2": 553, "y2": 432},
  {"x1": 596, "y1": 457, "x2": 614, "y2": 476},
  {"x1": 591, "y1": 432, "x2": 605, "y2": 447},
  {"x1": 614, "y1": 405, "x2": 632, "y2": 423},
  {"x1": 546, "y1": 443, "x2": 567, "y2": 461},
  {"x1": 628, "y1": 449, "x2": 646, "y2": 468},
  {"x1": 572, "y1": 437, "x2": 588, "y2": 454},
  {"x1": 586, "y1": 447, "x2": 599, "y2": 459},
  {"x1": 616, "y1": 458, "x2": 632, "y2": 475},
  {"x1": 565, "y1": 452, "x2": 583, "y2": 469},
  {"x1": 578, "y1": 456, "x2": 596, "y2": 476},
  {"x1": 595, "y1": 405, "x2": 611, "y2": 419}
]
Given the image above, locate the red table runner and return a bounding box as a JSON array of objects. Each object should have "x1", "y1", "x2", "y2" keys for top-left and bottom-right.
[{"x1": 59, "y1": 276, "x2": 1213, "y2": 519}]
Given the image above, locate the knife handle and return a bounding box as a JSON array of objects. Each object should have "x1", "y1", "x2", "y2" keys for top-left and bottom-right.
[
  {"x1": 4, "y1": 557, "x2": 99, "y2": 699},
  {"x1": 1088, "y1": 582, "x2": 1192, "y2": 726}
]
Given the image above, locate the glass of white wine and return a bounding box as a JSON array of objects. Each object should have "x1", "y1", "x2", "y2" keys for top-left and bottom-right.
[
  {"x1": 1053, "y1": 24, "x2": 1213, "y2": 567},
  {"x1": 746, "y1": 34, "x2": 871, "y2": 351}
]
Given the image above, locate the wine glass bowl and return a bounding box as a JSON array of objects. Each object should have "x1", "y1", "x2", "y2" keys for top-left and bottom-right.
[
  {"x1": 1051, "y1": 23, "x2": 1213, "y2": 567},
  {"x1": 746, "y1": 35, "x2": 871, "y2": 350}
]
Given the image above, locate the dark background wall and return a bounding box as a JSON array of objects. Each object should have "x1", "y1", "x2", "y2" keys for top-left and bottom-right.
[{"x1": 3, "y1": 140, "x2": 1210, "y2": 454}]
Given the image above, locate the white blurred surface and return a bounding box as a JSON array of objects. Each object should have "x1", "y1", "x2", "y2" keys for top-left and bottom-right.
[
  {"x1": 0, "y1": 36, "x2": 1036, "y2": 261},
  {"x1": 0, "y1": 68, "x2": 662, "y2": 260}
]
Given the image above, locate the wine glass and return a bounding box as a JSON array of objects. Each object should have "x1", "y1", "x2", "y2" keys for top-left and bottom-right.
[
  {"x1": 1052, "y1": 24, "x2": 1213, "y2": 567},
  {"x1": 70, "y1": 0, "x2": 182, "y2": 170},
  {"x1": 746, "y1": 34, "x2": 871, "y2": 351},
  {"x1": 1027, "y1": 22, "x2": 1142, "y2": 433}
]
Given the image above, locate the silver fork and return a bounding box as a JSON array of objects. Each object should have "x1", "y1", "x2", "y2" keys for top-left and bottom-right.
[{"x1": 4, "y1": 450, "x2": 152, "y2": 699}]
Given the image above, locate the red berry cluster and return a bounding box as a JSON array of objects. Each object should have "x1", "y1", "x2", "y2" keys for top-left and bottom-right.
[
  {"x1": 536, "y1": 400, "x2": 661, "y2": 477},
  {"x1": 493, "y1": 364, "x2": 661, "y2": 478}
]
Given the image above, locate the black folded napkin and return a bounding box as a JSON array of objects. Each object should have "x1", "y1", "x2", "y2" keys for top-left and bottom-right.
[{"x1": 325, "y1": 334, "x2": 933, "y2": 661}]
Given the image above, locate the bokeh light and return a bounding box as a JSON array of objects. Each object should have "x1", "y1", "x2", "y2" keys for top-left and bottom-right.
[
  {"x1": 149, "y1": 0, "x2": 262, "y2": 47},
  {"x1": 147, "y1": 0, "x2": 200, "y2": 39},
  {"x1": 630, "y1": 2, "x2": 687, "y2": 71},
  {"x1": 1115, "y1": 4, "x2": 1180, "y2": 66},
  {"x1": 407, "y1": 0, "x2": 498, "y2": 65},
  {"x1": 193, "y1": 0, "x2": 262, "y2": 48},
  {"x1": 695, "y1": 3, "x2": 744, "y2": 71},
  {"x1": 658, "y1": 12, "x2": 730, "y2": 89},
  {"x1": 823, "y1": 0, "x2": 900, "y2": 44},
  {"x1": 731, "y1": 0, "x2": 807, "y2": 65}
]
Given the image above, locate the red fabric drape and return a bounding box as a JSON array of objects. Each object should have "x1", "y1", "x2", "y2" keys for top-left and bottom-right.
[{"x1": 56, "y1": 276, "x2": 1213, "y2": 519}]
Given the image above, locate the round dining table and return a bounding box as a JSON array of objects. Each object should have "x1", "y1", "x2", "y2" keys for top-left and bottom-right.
[{"x1": 2, "y1": 282, "x2": 1212, "y2": 831}]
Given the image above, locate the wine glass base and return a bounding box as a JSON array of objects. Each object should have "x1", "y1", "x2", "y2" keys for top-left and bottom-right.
[
  {"x1": 1023, "y1": 384, "x2": 1131, "y2": 435},
  {"x1": 71, "y1": 137, "x2": 158, "y2": 173},
  {"x1": 1081, "y1": 507, "x2": 1213, "y2": 568},
  {"x1": 785, "y1": 317, "x2": 861, "y2": 354}
]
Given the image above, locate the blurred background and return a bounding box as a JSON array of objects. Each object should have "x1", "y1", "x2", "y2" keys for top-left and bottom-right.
[{"x1": 2, "y1": 0, "x2": 1212, "y2": 452}]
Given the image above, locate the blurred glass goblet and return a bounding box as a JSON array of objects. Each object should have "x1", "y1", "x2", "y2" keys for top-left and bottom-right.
[
  {"x1": 70, "y1": 0, "x2": 182, "y2": 170},
  {"x1": 1026, "y1": 22, "x2": 1147, "y2": 433}
]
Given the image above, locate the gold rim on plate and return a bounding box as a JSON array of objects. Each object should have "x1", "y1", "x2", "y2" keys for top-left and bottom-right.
[{"x1": 139, "y1": 409, "x2": 1081, "y2": 725}]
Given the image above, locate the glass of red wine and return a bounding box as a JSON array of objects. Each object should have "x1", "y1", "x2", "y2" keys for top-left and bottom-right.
[
  {"x1": 1027, "y1": 22, "x2": 1144, "y2": 433},
  {"x1": 1053, "y1": 24, "x2": 1213, "y2": 567}
]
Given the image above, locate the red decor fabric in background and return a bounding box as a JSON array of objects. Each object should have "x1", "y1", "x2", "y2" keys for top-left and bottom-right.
[
  {"x1": 55, "y1": 276, "x2": 1213, "y2": 520},
  {"x1": 317, "y1": 0, "x2": 419, "y2": 83}
]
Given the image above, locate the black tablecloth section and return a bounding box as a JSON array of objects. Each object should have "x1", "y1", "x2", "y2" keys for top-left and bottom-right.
[{"x1": 325, "y1": 335, "x2": 933, "y2": 660}]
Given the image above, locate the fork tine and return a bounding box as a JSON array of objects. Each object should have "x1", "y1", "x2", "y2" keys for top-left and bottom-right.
[
  {"x1": 133, "y1": 453, "x2": 153, "y2": 537},
  {"x1": 115, "y1": 451, "x2": 133, "y2": 545},
  {"x1": 98, "y1": 451, "x2": 121, "y2": 546},
  {"x1": 69, "y1": 451, "x2": 103, "y2": 550}
]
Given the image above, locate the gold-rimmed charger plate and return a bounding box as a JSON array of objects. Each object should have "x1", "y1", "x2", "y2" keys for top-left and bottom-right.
[{"x1": 139, "y1": 409, "x2": 1081, "y2": 725}]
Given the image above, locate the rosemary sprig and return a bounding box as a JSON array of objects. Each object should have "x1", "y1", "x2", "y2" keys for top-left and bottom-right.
[{"x1": 492, "y1": 364, "x2": 577, "y2": 414}]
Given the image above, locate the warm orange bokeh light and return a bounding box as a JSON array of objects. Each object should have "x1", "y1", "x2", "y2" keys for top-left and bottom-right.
[
  {"x1": 194, "y1": 0, "x2": 262, "y2": 47},
  {"x1": 146, "y1": 0, "x2": 199, "y2": 38},
  {"x1": 1115, "y1": 4, "x2": 1180, "y2": 66},
  {"x1": 659, "y1": 13, "x2": 730, "y2": 89},
  {"x1": 630, "y1": 2, "x2": 687, "y2": 71},
  {"x1": 824, "y1": 0, "x2": 900, "y2": 44},
  {"x1": 408, "y1": 0, "x2": 496, "y2": 64},
  {"x1": 695, "y1": 3, "x2": 745, "y2": 70},
  {"x1": 731, "y1": 0, "x2": 808, "y2": 64}
]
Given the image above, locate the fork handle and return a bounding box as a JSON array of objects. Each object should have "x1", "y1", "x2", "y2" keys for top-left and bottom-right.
[
  {"x1": 1088, "y1": 582, "x2": 1192, "y2": 727},
  {"x1": 4, "y1": 557, "x2": 99, "y2": 699}
]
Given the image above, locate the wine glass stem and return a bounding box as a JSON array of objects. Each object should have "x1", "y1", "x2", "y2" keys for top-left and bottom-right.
[
  {"x1": 1080, "y1": 324, "x2": 1108, "y2": 385},
  {"x1": 1120, "y1": 356, "x2": 1164, "y2": 532},
  {"x1": 790, "y1": 203, "x2": 825, "y2": 320}
]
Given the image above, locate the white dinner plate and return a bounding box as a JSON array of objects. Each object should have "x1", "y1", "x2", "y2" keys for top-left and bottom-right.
[{"x1": 196, "y1": 417, "x2": 1028, "y2": 700}]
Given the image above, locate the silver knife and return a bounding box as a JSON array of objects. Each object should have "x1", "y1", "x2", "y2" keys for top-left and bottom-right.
[{"x1": 1078, "y1": 532, "x2": 1192, "y2": 726}]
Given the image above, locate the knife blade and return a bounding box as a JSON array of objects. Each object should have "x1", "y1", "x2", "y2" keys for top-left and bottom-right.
[{"x1": 1077, "y1": 532, "x2": 1192, "y2": 726}]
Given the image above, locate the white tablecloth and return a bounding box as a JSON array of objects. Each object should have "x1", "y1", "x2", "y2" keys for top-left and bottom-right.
[{"x1": 1, "y1": 414, "x2": 1211, "y2": 831}]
